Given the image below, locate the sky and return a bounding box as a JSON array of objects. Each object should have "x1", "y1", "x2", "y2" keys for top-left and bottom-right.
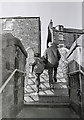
[{"x1": 0, "y1": 2, "x2": 83, "y2": 55}]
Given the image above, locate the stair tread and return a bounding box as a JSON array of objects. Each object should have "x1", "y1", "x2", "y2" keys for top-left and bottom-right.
[
  {"x1": 40, "y1": 94, "x2": 69, "y2": 96},
  {"x1": 24, "y1": 103, "x2": 70, "y2": 105},
  {"x1": 25, "y1": 94, "x2": 69, "y2": 96},
  {"x1": 25, "y1": 69, "x2": 69, "y2": 104}
]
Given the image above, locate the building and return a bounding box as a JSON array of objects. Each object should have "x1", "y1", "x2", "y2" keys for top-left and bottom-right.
[
  {"x1": 0, "y1": 17, "x2": 41, "y2": 55},
  {"x1": 47, "y1": 20, "x2": 84, "y2": 49}
]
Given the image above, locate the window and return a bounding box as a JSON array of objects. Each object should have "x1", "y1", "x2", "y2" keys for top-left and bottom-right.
[
  {"x1": 59, "y1": 33, "x2": 63, "y2": 41},
  {"x1": 59, "y1": 44, "x2": 64, "y2": 48}
]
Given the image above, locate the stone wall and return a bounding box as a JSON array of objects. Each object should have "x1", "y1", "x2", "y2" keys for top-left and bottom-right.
[
  {"x1": 1, "y1": 33, "x2": 27, "y2": 118},
  {"x1": 0, "y1": 28, "x2": 2, "y2": 119},
  {"x1": 67, "y1": 35, "x2": 84, "y2": 120},
  {"x1": 1, "y1": 17, "x2": 41, "y2": 110}
]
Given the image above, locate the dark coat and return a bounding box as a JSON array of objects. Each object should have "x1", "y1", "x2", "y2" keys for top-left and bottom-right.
[
  {"x1": 47, "y1": 26, "x2": 52, "y2": 48},
  {"x1": 31, "y1": 57, "x2": 45, "y2": 74},
  {"x1": 43, "y1": 43, "x2": 61, "y2": 68}
]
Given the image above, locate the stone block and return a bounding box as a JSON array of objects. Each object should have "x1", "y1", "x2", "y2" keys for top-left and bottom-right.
[
  {"x1": 39, "y1": 95, "x2": 69, "y2": 103},
  {"x1": 0, "y1": 94, "x2": 2, "y2": 119}
]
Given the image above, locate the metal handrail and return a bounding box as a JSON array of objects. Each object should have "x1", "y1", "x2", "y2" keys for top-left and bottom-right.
[
  {"x1": 0, "y1": 69, "x2": 26, "y2": 93},
  {"x1": 67, "y1": 69, "x2": 84, "y2": 76},
  {"x1": 80, "y1": 70, "x2": 84, "y2": 75}
]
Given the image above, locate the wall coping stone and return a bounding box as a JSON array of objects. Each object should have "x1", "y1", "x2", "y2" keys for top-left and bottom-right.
[{"x1": 1, "y1": 33, "x2": 27, "y2": 57}]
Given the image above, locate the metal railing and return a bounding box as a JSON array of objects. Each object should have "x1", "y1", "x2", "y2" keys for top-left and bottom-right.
[
  {"x1": 0, "y1": 69, "x2": 26, "y2": 94},
  {"x1": 67, "y1": 69, "x2": 84, "y2": 76}
]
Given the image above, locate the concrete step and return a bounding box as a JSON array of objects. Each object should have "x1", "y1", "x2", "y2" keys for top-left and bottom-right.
[
  {"x1": 24, "y1": 93, "x2": 69, "y2": 105},
  {"x1": 54, "y1": 83, "x2": 67, "y2": 88},
  {"x1": 24, "y1": 102, "x2": 70, "y2": 107},
  {"x1": 24, "y1": 87, "x2": 68, "y2": 96},
  {"x1": 16, "y1": 106, "x2": 80, "y2": 118},
  {"x1": 54, "y1": 88, "x2": 69, "y2": 95},
  {"x1": 39, "y1": 95, "x2": 70, "y2": 103}
]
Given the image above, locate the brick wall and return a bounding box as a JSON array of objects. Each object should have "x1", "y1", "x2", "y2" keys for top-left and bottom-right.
[
  {"x1": 2, "y1": 33, "x2": 27, "y2": 118},
  {"x1": 53, "y1": 31, "x2": 76, "y2": 49}
]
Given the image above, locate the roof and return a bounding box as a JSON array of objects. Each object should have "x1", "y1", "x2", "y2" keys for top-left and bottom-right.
[
  {"x1": 52, "y1": 27, "x2": 84, "y2": 34},
  {"x1": 0, "y1": 16, "x2": 40, "y2": 20}
]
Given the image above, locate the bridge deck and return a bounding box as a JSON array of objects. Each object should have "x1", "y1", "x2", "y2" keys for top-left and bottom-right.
[{"x1": 16, "y1": 106, "x2": 80, "y2": 118}]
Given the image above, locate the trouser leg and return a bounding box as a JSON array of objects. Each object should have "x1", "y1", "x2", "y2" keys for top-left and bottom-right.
[
  {"x1": 54, "y1": 67, "x2": 57, "y2": 82},
  {"x1": 48, "y1": 68, "x2": 53, "y2": 87},
  {"x1": 35, "y1": 74, "x2": 40, "y2": 93}
]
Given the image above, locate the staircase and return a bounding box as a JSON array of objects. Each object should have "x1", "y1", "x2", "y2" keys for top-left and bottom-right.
[
  {"x1": 24, "y1": 47, "x2": 70, "y2": 106},
  {"x1": 38, "y1": 66, "x2": 69, "y2": 105},
  {"x1": 16, "y1": 47, "x2": 82, "y2": 118},
  {"x1": 16, "y1": 68, "x2": 80, "y2": 118},
  {"x1": 24, "y1": 67, "x2": 69, "y2": 106}
]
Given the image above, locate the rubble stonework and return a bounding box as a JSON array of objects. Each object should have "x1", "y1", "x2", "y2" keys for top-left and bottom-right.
[
  {"x1": 2, "y1": 33, "x2": 27, "y2": 118},
  {"x1": 1, "y1": 17, "x2": 41, "y2": 54}
]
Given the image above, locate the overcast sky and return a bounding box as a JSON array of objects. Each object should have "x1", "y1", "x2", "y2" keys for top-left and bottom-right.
[{"x1": 0, "y1": 2, "x2": 82, "y2": 55}]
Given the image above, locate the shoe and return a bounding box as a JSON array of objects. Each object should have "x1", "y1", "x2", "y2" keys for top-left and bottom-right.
[
  {"x1": 54, "y1": 78, "x2": 57, "y2": 82},
  {"x1": 34, "y1": 92, "x2": 39, "y2": 95},
  {"x1": 52, "y1": 86, "x2": 54, "y2": 90},
  {"x1": 50, "y1": 84, "x2": 52, "y2": 89},
  {"x1": 50, "y1": 84, "x2": 54, "y2": 90},
  {"x1": 39, "y1": 87, "x2": 41, "y2": 89}
]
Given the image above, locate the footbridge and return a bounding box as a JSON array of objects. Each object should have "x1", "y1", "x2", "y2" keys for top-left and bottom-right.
[{"x1": 0, "y1": 33, "x2": 84, "y2": 119}]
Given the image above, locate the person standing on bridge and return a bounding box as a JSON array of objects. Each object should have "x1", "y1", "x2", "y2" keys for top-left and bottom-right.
[
  {"x1": 30, "y1": 53, "x2": 46, "y2": 95},
  {"x1": 43, "y1": 42, "x2": 61, "y2": 89}
]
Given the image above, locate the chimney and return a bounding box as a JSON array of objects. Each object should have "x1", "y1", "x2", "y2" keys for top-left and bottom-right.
[
  {"x1": 55, "y1": 25, "x2": 64, "y2": 31},
  {"x1": 48, "y1": 19, "x2": 53, "y2": 29}
]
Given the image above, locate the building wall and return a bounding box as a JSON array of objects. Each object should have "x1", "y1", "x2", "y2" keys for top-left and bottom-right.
[
  {"x1": 53, "y1": 31, "x2": 77, "y2": 49},
  {"x1": 1, "y1": 17, "x2": 41, "y2": 55}
]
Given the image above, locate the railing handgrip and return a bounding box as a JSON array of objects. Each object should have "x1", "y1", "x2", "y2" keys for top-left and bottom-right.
[
  {"x1": 0, "y1": 69, "x2": 26, "y2": 94},
  {"x1": 67, "y1": 70, "x2": 84, "y2": 76}
]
